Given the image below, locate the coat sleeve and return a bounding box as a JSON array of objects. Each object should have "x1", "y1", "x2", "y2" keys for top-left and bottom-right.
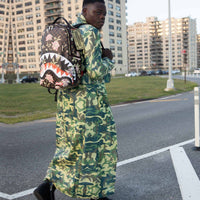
[{"x1": 83, "y1": 27, "x2": 114, "y2": 81}]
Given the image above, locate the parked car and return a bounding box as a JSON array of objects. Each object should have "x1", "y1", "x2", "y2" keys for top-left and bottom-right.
[
  {"x1": 125, "y1": 72, "x2": 138, "y2": 77},
  {"x1": 172, "y1": 69, "x2": 180, "y2": 74},
  {"x1": 20, "y1": 76, "x2": 38, "y2": 83},
  {"x1": 162, "y1": 70, "x2": 168, "y2": 75},
  {"x1": 139, "y1": 70, "x2": 147, "y2": 76},
  {"x1": 147, "y1": 70, "x2": 156, "y2": 76},
  {"x1": 156, "y1": 69, "x2": 163, "y2": 75},
  {"x1": 194, "y1": 68, "x2": 200, "y2": 74}
]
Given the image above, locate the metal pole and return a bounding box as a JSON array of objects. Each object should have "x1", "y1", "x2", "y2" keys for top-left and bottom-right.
[
  {"x1": 1, "y1": 64, "x2": 5, "y2": 83},
  {"x1": 16, "y1": 64, "x2": 20, "y2": 83},
  {"x1": 1, "y1": 55, "x2": 5, "y2": 83},
  {"x1": 15, "y1": 53, "x2": 20, "y2": 83},
  {"x1": 194, "y1": 87, "x2": 200, "y2": 147},
  {"x1": 165, "y1": 0, "x2": 175, "y2": 91}
]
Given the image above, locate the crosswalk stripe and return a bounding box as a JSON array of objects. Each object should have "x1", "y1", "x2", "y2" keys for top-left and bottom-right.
[
  {"x1": 0, "y1": 139, "x2": 195, "y2": 200},
  {"x1": 170, "y1": 147, "x2": 200, "y2": 200}
]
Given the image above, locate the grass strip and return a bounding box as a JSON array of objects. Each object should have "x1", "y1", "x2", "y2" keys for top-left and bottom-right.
[{"x1": 0, "y1": 76, "x2": 197, "y2": 124}]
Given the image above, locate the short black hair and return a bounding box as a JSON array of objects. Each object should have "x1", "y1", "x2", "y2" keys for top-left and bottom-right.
[{"x1": 82, "y1": 0, "x2": 105, "y2": 7}]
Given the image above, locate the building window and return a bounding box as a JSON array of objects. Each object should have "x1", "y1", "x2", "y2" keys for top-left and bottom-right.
[
  {"x1": 116, "y1": 26, "x2": 121, "y2": 31},
  {"x1": 26, "y1": 14, "x2": 33, "y2": 20},
  {"x1": 27, "y1": 27, "x2": 34, "y2": 31},
  {"x1": 18, "y1": 28, "x2": 24, "y2": 33},
  {"x1": 117, "y1": 33, "x2": 122, "y2": 38},
  {"x1": 110, "y1": 46, "x2": 115, "y2": 51},
  {"x1": 116, "y1": 6, "x2": 120, "y2": 11},
  {"x1": 17, "y1": 16, "x2": 23, "y2": 21},
  {"x1": 118, "y1": 53, "x2": 122, "y2": 58},
  {"x1": 109, "y1": 39, "x2": 115, "y2": 44},
  {"x1": 25, "y1": 8, "x2": 32, "y2": 13},
  {"x1": 116, "y1": 13, "x2": 121, "y2": 18},
  {"x1": 0, "y1": 4, "x2": 5, "y2": 8},
  {"x1": 27, "y1": 33, "x2": 34, "y2": 38},
  {"x1": 16, "y1": 4, "x2": 22, "y2": 8},
  {"x1": 108, "y1": 10, "x2": 113, "y2": 16},
  {"x1": 25, "y1": 2, "x2": 32, "y2": 6},
  {"x1": 27, "y1": 39, "x2": 34, "y2": 44},
  {"x1": 28, "y1": 52, "x2": 35, "y2": 56},
  {"x1": 109, "y1": 31, "x2": 114, "y2": 36},
  {"x1": 109, "y1": 25, "x2": 114, "y2": 30},
  {"x1": 16, "y1": 10, "x2": 23, "y2": 14},
  {"x1": 117, "y1": 40, "x2": 122, "y2": 44},
  {"x1": 18, "y1": 41, "x2": 25, "y2": 45},
  {"x1": 116, "y1": 19, "x2": 121, "y2": 24},
  {"x1": 117, "y1": 46, "x2": 122, "y2": 51},
  {"x1": 18, "y1": 35, "x2": 25, "y2": 39},
  {"x1": 109, "y1": 17, "x2": 114, "y2": 23},
  {"x1": 29, "y1": 64, "x2": 36, "y2": 68},
  {"x1": 108, "y1": 3, "x2": 113, "y2": 9},
  {"x1": 26, "y1": 21, "x2": 33, "y2": 25},
  {"x1": 19, "y1": 47, "x2": 26, "y2": 51}
]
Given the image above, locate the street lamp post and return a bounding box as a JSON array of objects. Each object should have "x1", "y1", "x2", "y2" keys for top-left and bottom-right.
[
  {"x1": 165, "y1": 0, "x2": 175, "y2": 91},
  {"x1": 0, "y1": 52, "x2": 5, "y2": 84},
  {"x1": 14, "y1": 52, "x2": 21, "y2": 83},
  {"x1": 1, "y1": 63, "x2": 5, "y2": 84}
]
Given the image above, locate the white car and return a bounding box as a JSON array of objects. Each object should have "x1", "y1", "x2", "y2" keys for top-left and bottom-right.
[
  {"x1": 194, "y1": 68, "x2": 200, "y2": 74},
  {"x1": 125, "y1": 72, "x2": 138, "y2": 77},
  {"x1": 172, "y1": 69, "x2": 180, "y2": 74}
]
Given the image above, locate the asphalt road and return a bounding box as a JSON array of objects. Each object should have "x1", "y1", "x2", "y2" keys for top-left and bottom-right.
[{"x1": 1, "y1": 76, "x2": 200, "y2": 200}]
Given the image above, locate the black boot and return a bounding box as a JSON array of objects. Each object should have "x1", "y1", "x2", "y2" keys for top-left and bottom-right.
[{"x1": 34, "y1": 180, "x2": 56, "y2": 200}]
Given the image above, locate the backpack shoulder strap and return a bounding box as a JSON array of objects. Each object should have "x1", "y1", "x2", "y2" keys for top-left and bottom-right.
[
  {"x1": 73, "y1": 23, "x2": 87, "y2": 28},
  {"x1": 53, "y1": 17, "x2": 72, "y2": 27}
]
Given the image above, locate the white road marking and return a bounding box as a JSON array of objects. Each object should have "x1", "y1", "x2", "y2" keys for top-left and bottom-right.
[
  {"x1": 0, "y1": 188, "x2": 36, "y2": 200},
  {"x1": 0, "y1": 138, "x2": 195, "y2": 199},
  {"x1": 170, "y1": 147, "x2": 200, "y2": 200},
  {"x1": 117, "y1": 138, "x2": 194, "y2": 167},
  {"x1": 112, "y1": 93, "x2": 183, "y2": 108},
  {"x1": 0, "y1": 192, "x2": 11, "y2": 200}
]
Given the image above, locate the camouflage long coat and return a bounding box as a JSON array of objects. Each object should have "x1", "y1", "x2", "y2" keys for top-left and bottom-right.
[{"x1": 45, "y1": 15, "x2": 118, "y2": 199}]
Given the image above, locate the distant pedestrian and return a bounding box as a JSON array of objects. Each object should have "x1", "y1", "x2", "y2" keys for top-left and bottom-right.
[{"x1": 34, "y1": 0, "x2": 117, "y2": 199}]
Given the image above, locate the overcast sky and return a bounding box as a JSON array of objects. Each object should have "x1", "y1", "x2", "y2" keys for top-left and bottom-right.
[{"x1": 126, "y1": 0, "x2": 200, "y2": 33}]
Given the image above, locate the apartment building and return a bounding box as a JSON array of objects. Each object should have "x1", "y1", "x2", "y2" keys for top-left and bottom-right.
[
  {"x1": 197, "y1": 34, "x2": 200, "y2": 68},
  {"x1": 0, "y1": 0, "x2": 128, "y2": 77},
  {"x1": 127, "y1": 16, "x2": 197, "y2": 72}
]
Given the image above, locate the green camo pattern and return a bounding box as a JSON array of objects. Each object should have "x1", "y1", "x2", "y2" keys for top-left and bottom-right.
[{"x1": 45, "y1": 15, "x2": 118, "y2": 199}]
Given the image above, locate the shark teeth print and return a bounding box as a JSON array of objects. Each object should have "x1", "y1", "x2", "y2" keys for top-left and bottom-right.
[
  {"x1": 40, "y1": 53, "x2": 73, "y2": 66},
  {"x1": 40, "y1": 62, "x2": 74, "y2": 83}
]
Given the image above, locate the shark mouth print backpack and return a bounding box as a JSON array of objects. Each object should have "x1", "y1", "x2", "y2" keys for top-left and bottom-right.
[{"x1": 40, "y1": 17, "x2": 85, "y2": 90}]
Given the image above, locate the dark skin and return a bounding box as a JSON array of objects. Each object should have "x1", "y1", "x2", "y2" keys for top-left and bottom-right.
[{"x1": 82, "y1": 2, "x2": 113, "y2": 60}]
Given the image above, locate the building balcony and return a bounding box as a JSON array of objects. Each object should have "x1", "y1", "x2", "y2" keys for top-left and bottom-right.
[
  {"x1": 44, "y1": 0, "x2": 60, "y2": 3},
  {"x1": 45, "y1": 9, "x2": 62, "y2": 17},
  {"x1": 44, "y1": 3, "x2": 61, "y2": 10},
  {"x1": 45, "y1": 16, "x2": 61, "y2": 24}
]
